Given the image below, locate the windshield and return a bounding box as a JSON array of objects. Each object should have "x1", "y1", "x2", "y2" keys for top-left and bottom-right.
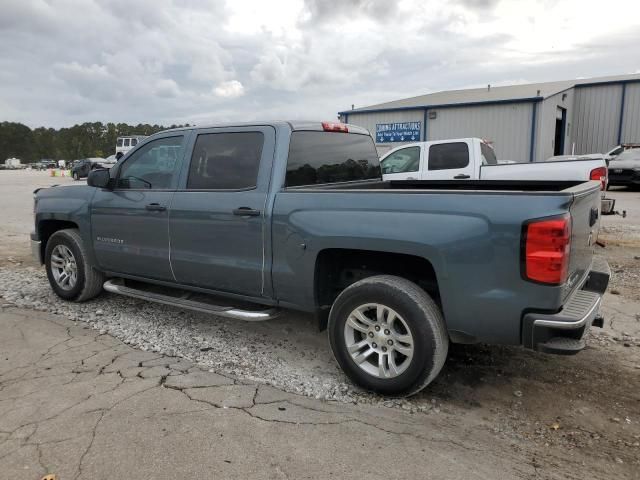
[{"x1": 611, "y1": 150, "x2": 640, "y2": 162}]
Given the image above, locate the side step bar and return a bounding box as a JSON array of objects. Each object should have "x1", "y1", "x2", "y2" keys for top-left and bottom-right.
[{"x1": 103, "y1": 279, "x2": 279, "y2": 321}]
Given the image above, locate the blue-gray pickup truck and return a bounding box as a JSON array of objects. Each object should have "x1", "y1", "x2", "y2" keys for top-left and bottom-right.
[{"x1": 31, "y1": 121, "x2": 610, "y2": 395}]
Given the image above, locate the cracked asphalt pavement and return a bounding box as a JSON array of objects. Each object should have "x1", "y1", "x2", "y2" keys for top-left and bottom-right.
[{"x1": 1, "y1": 307, "x2": 526, "y2": 480}]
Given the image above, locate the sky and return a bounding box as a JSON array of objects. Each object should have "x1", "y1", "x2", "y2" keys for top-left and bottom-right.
[{"x1": 1, "y1": 0, "x2": 639, "y2": 128}]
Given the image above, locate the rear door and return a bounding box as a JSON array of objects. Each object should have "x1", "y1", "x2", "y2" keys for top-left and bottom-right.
[
  {"x1": 168, "y1": 126, "x2": 275, "y2": 297},
  {"x1": 422, "y1": 140, "x2": 475, "y2": 180}
]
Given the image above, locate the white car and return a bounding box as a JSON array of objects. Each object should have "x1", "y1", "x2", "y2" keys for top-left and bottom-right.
[{"x1": 605, "y1": 143, "x2": 640, "y2": 160}]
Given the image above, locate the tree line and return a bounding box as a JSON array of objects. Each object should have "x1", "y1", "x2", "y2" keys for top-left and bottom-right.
[{"x1": 0, "y1": 121, "x2": 189, "y2": 163}]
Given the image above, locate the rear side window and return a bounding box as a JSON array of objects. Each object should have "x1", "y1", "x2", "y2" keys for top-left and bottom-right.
[
  {"x1": 116, "y1": 138, "x2": 123, "y2": 147},
  {"x1": 187, "y1": 132, "x2": 264, "y2": 190},
  {"x1": 381, "y1": 147, "x2": 420, "y2": 174},
  {"x1": 480, "y1": 143, "x2": 497, "y2": 165},
  {"x1": 428, "y1": 142, "x2": 469, "y2": 170},
  {"x1": 286, "y1": 132, "x2": 380, "y2": 187}
]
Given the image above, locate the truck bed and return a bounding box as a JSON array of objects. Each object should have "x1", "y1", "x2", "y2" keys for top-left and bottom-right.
[
  {"x1": 273, "y1": 179, "x2": 601, "y2": 345},
  {"x1": 289, "y1": 179, "x2": 588, "y2": 193}
]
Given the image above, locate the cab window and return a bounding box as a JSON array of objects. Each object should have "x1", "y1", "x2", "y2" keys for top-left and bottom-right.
[
  {"x1": 187, "y1": 132, "x2": 264, "y2": 190},
  {"x1": 428, "y1": 142, "x2": 469, "y2": 170}
]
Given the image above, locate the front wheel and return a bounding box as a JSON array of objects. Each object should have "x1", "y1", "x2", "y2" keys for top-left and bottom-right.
[
  {"x1": 73, "y1": 172, "x2": 79, "y2": 180},
  {"x1": 45, "y1": 229, "x2": 105, "y2": 302},
  {"x1": 328, "y1": 275, "x2": 448, "y2": 396}
]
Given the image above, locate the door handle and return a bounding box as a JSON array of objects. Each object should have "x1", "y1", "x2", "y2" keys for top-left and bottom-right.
[
  {"x1": 145, "y1": 203, "x2": 166, "y2": 211},
  {"x1": 454, "y1": 174, "x2": 471, "y2": 179},
  {"x1": 233, "y1": 207, "x2": 261, "y2": 217}
]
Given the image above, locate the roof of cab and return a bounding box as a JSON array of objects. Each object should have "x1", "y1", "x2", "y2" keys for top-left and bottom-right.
[{"x1": 159, "y1": 121, "x2": 370, "y2": 136}]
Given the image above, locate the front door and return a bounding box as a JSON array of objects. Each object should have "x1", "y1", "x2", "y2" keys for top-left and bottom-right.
[
  {"x1": 423, "y1": 140, "x2": 475, "y2": 180},
  {"x1": 91, "y1": 134, "x2": 187, "y2": 281},
  {"x1": 169, "y1": 126, "x2": 275, "y2": 297}
]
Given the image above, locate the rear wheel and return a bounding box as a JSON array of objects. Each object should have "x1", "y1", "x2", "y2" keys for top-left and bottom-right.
[
  {"x1": 73, "y1": 171, "x2": 79, "y2": 180},
  {"x1": 328, "y1": 275, "x2": 448, "y2": 396},
  {"x1": 45, "y1": 229, "x2": 104, "y2": 302}
]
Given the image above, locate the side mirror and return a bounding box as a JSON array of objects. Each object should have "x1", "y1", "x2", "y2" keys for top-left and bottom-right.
[{"x1": 87, "y1": 168, "x2": 112, "y2": 189}]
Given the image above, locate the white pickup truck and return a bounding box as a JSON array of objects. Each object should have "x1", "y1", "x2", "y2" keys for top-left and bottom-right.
[
  {"x1": 380, "y1": 138, "x2": 614, "y2": 213},
  {"x1": 381, "y1": 138, "x2": 613, "y2": 209},
  {"x1": 380, "y1": 137, "x2": 608, "y2": 184}
]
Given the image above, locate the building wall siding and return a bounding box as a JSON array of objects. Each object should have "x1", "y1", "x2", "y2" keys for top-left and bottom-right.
[
  {"x1": 621, "y1": 82, "x2": 640, "y2": 143},
  {"x1": 571, "y1": 84, "x2": 623, "y2": 154},
  {"x1": 426, "y1": 103, "x2": 532, "y2": 162},
  {"x1": 343, "y1": 79, "x2": 640, "y2": 161}
]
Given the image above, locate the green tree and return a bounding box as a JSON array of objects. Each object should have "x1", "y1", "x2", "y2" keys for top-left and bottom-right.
[{"x1": 0, "y1": 121, "x2": 188, "y2": 163}]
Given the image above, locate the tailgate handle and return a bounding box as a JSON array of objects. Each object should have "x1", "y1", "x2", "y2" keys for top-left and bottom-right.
[{"x1": 589, "y1": 207, "x2": 599, "y2": 227}]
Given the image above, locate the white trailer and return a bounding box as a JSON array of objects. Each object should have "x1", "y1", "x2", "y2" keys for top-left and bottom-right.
[{"x1": 4, "y1": 158, "x2": 21, "y2": 169}]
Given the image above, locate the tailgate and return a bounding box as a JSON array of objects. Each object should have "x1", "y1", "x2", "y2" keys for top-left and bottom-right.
[{"x1": 563, "y1": 181, "x2": 601, "y2": 300}]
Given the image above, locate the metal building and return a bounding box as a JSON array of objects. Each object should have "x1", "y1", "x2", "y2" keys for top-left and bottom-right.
[{"x1": 338, "y1": 73, "x2": 640, "y2": 161}]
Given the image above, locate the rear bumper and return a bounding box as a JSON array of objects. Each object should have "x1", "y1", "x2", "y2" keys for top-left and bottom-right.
[
  {"x1": 30, "y1": 232, "x2": 42, "y2": 265},
  {"x1": 522, "y1": 258, "x2": 610, "y2": 355}
]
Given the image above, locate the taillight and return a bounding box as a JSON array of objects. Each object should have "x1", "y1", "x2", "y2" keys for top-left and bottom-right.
[
  {"x1": 523, "y1": 214, "x2": 571, "y2": 285},
  {"x1": 322, "y1": 122, "x2": 349, "y2": 133},
  {"x1": 590, "y1": 166, "x2": 607, "y2": 191}
]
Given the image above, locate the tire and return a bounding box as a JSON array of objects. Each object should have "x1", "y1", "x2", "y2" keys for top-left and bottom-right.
[
  {"x1": 45, "y1": 229, "x2": 104, "y2": 302},
  {"x1": 328, "y1": 275, "x2": 448, "y2": 396},
  {"x1": 73, "y1": 172, "x2": 79, "y2": 181}
]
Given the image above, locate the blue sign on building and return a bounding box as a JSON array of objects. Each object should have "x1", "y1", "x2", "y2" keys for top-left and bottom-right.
[{"x1": 375, "y1": 122, "x2": 422, "y2": 143}]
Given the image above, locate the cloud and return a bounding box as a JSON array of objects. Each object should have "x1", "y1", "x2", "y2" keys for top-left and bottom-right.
[
  {"x1": 0, "y1": 0, "x2": 638, "y2": 129},
  {"x1": 301, "y1": 0, "x2": 400, "y2": 24},
  {"x1": 214, "y1": 80, "x2": 245, "y2": 98},
  {"x1": 454, "y1": 0, "x2": 500, "y2": 10}
]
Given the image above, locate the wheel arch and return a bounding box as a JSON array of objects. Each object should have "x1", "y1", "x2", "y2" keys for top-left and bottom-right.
[
  {"x1": 37, "y1": 219, "x2": 80, "y2": 264},
  {"x1": 314, "y1": 248, "x2": 442, "y2": 331}
]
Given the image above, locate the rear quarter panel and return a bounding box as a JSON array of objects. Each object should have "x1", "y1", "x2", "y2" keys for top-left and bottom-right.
[{"x1": 271, "y1": 188, "x2": 576, "y2": 345}]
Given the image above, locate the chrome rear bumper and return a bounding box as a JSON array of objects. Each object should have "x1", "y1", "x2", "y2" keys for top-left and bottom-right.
[{"x1": 522, "y1": 259, "x2": 610, "y2": 355}]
